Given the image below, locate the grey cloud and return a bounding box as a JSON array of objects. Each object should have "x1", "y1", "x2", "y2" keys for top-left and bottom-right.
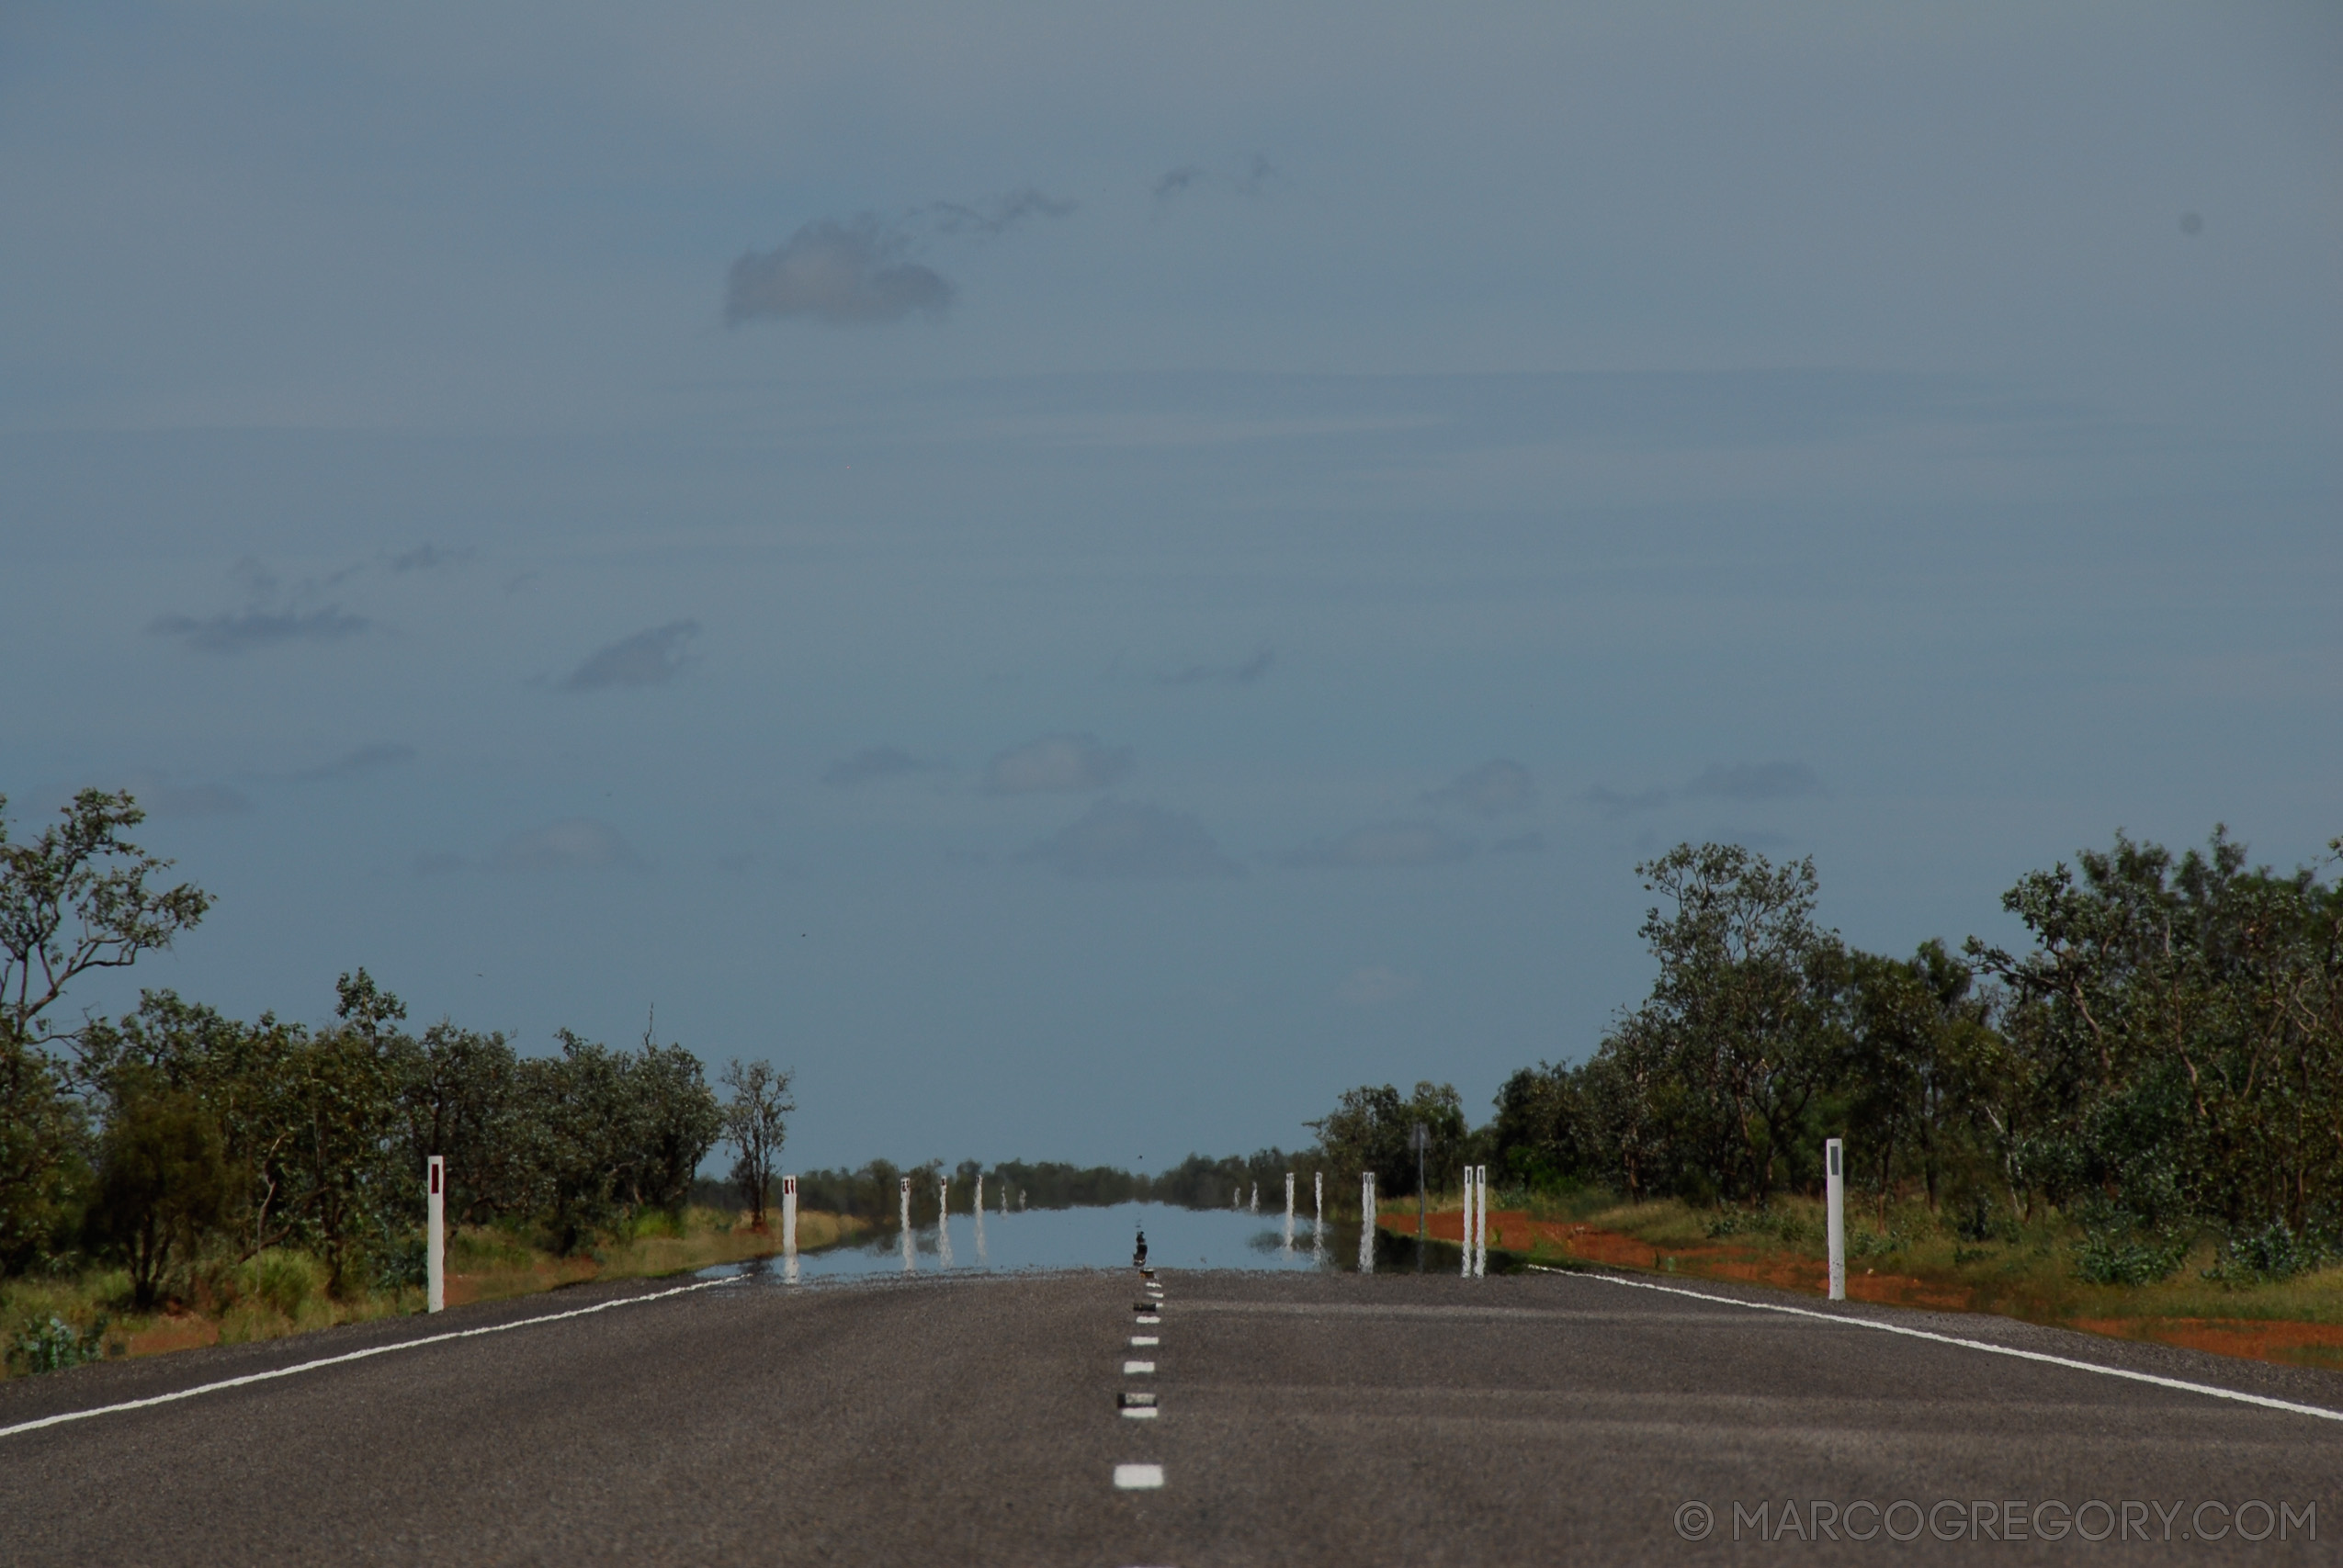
[
  {"x1": 985, "y1": 733, "x2": 1132, "y2": 794},
  {"x1": 412, "y1": 851, "x2": 466, "y2": 877},
  {"x1": 1585, "y1": 784, "x2": 1670, "y2": 819},
  {"x1": 489, "y1": 818, "x2": 642, "y2": 873},
  {"x1": 1490, "y1": 830, "x2": 1546, "y2": 855},
  {"x1": 725, "y1": 217, "x2": 951, "y2": 326},
  {"x1": 822, "y1": 744, "x2": 945, "y2": 787},
  {"x1": 562, "y1": 620, "x2": 700, "y2": 691},
  {"x1": 1152, "y1": 154, "x2": 1280, "y2": 204},
  {"x1": 127, "y1": 773, "x2": 250, "y2": 818},
  {"x1": 1152, "y1": 165, "x2": 1205, "y2": 202},
  {"x1": 924, "y1": 187, "x2": 1077, "y2": 238},
  {"x1": 296, "y1": 742, "x2": 415, "y2": 781},
  {"x1": 151, "y1": 605, "x2": 371, "y2": 655},
  {"x1": 389, "y1": 544, "x2": 470, "y2": 572},
  {"x1": 1015, "y1": 798, "x2": 1241, "y2": 880},
  {"x1": 1422, "y1": 759, "x2": 1537, "y2": 818},
  {"x1": 1162, "y1": 648, "x2": 1273, "y2": 687},
  {"x1": 1686, "y1": 761, "x2": 1826, "y2": 802},
  {"x1": 151, "y1": 555, "x2": 373, "y2": 655},
  {"x1": 1280, "y1": 819, "x2": 1475, "y2": 870}
]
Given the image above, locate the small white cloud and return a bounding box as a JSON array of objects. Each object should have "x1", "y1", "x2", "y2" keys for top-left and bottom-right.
[
  {"x1": 985, "y1": 733, "x2": 1133, "y2": 794},
  {"x1": 1281, "y1": 820, "x2": 1474, "y2": 870},
  {"x1": 1336, "y1": 965, "x2": 1419, "y2": 1007},
  {"x1": 489, "y1": 818, "x2": 642, "y2": 873},
  {"x1": 1016, "y1": 799, "x2": 1241, "y2": 880},
  {"x1": 1422, "y1": 760, "x2": 1537, "y2": 818},
  {"x1": 725, "y1": 216, "x2": 952, "y2": 326}
]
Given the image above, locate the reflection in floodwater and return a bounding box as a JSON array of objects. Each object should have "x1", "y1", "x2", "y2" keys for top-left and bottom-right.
[{"x1": 701, "y1": 1201, "x2": 1498, "y2": 1285}]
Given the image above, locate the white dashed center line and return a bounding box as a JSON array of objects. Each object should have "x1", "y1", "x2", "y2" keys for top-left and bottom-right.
[
  {"x1": 1115, "y1": 1463, "x2": 1166, "y2": 1490},
  {"x1": 1124, "y1": 1359, "x2": 1155, "y2": 1374},
  {"x1": 1130, "y1": 1335, "x2": 1159, "y2": 1347}
]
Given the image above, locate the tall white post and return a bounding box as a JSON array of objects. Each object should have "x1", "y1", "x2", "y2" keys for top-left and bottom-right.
[
  {"x1": 1359, "y1": 1171, "x2": 1376, "y2": 1273},
  {"x1": 936, "y1": 1177, "x2": 954, "y2": 1266},
  {"x1": 1283, "y1": 1171, "x2": 1296, "y2": 1252},
  {"x1": 1475, "y1": 1165, "x2": 1488, "y2": 1278},
  {"x1": 974, "y1": 1173, "x2": 983, "y2": 1217},
  {"x1": 900, "y1": 1176, "x2": 914, "y2": 1272},
  {"x1": 1460, "y1": 1164, "x2": 1475, "y2": 1278},
  {"x1": 781, "y1": 1173, "x2": 798, "y2": 1258},
  {"x1": 1826, "y1": 1137, "x2": 1846, "y2": 1302},
  {"x1": 1314, "y1": 1170, "x2": 1323, "y2": 1227},
  {"x1": 425, "y1": 1156, "x2": 445, "y2": 1314}
]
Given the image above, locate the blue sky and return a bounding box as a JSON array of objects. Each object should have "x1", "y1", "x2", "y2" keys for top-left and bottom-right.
[{"x1": 4, "y1": 2, "x2": 2337, "y2": 1171}]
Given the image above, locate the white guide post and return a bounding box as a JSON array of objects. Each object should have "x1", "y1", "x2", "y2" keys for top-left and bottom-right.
[
  {"x1": 1826, "y1": 1137, "x2": 1846, "y2": 1302},
  {"x1": 1475, "y1": 1165, "x2": 1488, "y2": 1278},
  {"x1": 781, "y1": 1174, "x2": 798, "y2": 1258},
  {"x1": 1359, "y1": 1171, "x2": 1376, "y2": 1273},
  {"x1": 974, "y1": 1172, "x2": 983, "y2": 1217},
  {"x1": 1250, "y1": 1182, "x2": 1259, "y2": 1213},
  {"x1": 1314, "y1": 1170, "x2": 1323, "y2": 1227},
  {"x1": 1460, "y1": 1164, "x2": 1475, "y2": 1278},
  {"x1": 900, "y1": 1176, "x2": 914, "y2": 1271},
  {"x1": 936, "y1": 1176, "x2": 954, "y2": 1266},
  {"x1": 1283, "y1": 1171, "x2": 1296, "y2": 1251},
  {"x1": 425, "y1": 1156, "x2": 445, "y2": 1314}
]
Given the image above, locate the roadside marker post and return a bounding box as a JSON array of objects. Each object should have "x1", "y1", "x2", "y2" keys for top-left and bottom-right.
[
  {"x1": 1283, "y1": 1171, "x2": 1296, "y2": 1251},
  {"x1": 781, "y1": 1174, "x2": 798, "y2": 1258},
  {"x1": 1826, "y1": 1138, "x2": 1846, "y2": 1302},
  {"x1": 1359, "y1": 1171, "x2": 1376, "y2": 1273},
  {"x1": 900, "y1": 1177, "x2": 914, "y2": 1272},
  {"x1": 1476, "y1": 1164, "x2": 1488, "y2": 1278},
  {"x1": 425, "y1": 1156, "x2": 445, "y2": 1314},
  {"x1": 1460, "y1": 1164, "x2": 1475, "y2": 1278}
]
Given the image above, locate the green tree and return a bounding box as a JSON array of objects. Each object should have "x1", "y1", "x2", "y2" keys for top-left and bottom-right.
[
  {"x1": 0, "y1": 791, "x2": 209, "y2": 1275},
  {"x1": 1632, "y1": 842, "x2": 1844, "y2": 1204},
  {"x1": 719, "y1": 1058, "x2": 794, "y2": 1226},
  {"x1": 89, "y1": 1088, "x2": 231, "y2": 1308}
]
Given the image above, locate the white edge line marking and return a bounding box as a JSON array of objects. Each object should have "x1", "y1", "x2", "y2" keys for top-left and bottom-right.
[
  {"x1": 1528, "y1": 1264, "x2": 2343, "y2": 1425},
  {"x1": 0, "y1": 1276, "x2": 741, "y2": 1440}
]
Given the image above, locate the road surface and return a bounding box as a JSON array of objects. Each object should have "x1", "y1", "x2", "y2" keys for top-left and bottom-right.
[{"x1": 3, "y1": 1261, "x2": 2337, "y2": 1562}]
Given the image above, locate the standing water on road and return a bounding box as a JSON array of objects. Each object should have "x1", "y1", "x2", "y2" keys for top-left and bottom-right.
[{"x1": 703, "y1": 1201, "x2": 1452, "y2": 1283}]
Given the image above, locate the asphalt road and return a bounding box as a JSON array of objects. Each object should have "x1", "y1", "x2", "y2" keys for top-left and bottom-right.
[{"x1": 3, "y1": 1260, "x2": 2339, "y2": 1564}]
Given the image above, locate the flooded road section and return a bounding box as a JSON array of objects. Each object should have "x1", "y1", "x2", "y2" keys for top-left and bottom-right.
[{"x1": 699, "y1": 1201, "x2": 1488, "y2": 1283}]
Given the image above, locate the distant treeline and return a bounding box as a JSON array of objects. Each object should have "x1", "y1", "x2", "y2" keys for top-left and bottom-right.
[
  {"x1": 1312, "y1": 830, "x2": 2343, "y2": 1284},
  {"x1": 792, "y1": 1150, "x2": 1308, "y2": 1223}
]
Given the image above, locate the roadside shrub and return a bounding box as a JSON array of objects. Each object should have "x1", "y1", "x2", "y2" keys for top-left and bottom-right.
[
  {"x1": 230, "y1": 1250, "x2": 325, "y2": 1320},
  {"x1": 8, "y1": 1314, "x2": 110, "y2": 1374},
  {"x1": 2204, "y1": 1219, "x2": 2326, "y2": 1286},
  {"x1": 2073, "y1": 1226, "x2": 2189, "y2": 1286}
]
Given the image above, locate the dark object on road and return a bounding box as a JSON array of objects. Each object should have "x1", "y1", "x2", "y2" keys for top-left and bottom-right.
[{"x1": 1133, "y1": 1228, "x2": 1148, "y2": 1268}]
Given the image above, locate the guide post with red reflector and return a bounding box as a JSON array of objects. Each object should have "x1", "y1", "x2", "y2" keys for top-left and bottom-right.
[
  {"x1": 782, "y1": 1173, "x2": 798, "y2": 1258},
  {"x1": 426, "y1": 1156, "x2": 445, "y2": 1314}
]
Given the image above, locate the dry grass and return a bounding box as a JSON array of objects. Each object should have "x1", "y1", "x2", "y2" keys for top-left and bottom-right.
[
  {"x1": 2, "y1": 1207, "x2": 872, "y2": 1379},
  {"x1": 1460, "y1": 1193, "x2": 2343, "y2": 1370}
]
